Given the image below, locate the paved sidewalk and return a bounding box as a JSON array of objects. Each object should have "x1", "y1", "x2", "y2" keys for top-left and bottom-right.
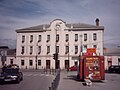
[
  {"x1": 57, "y1": 70, "x2": 83, "y2": 90},
  {"x1": 57, "y1": 71, "x2": 120, "y2": 90}
]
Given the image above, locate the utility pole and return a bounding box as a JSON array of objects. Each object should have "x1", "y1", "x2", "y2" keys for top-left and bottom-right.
[
  {"x1": 35, "y1": 42, "x2": 38, "y2": 70},
  {"x1": 79, "y1": 35, "x2": 83, "y2": 56}
]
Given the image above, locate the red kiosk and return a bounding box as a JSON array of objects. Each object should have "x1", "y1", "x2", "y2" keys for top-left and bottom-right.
[{"x1": 78, "y1": 48, "x2": 105, "y2": 81}]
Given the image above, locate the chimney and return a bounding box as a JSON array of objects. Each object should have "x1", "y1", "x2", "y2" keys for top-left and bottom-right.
[{"x1": 95, "y1": 18, "x2": 99, "y2": 26}]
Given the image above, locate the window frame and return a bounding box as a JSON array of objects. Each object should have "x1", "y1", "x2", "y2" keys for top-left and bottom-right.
[
  {"x1": 84, "y1": 34, "x2": 87, "y2": 41},
  {"x1": 66, "y1": 34, "x2": 69, "y2": 42},
  {"x1": 30, "y1": 35, "x2": 33, "y2": 43},
  {"x1": 22, "y1": 35, "x2": 25, "y2": 43},
  {"x1": 93, "y1": 33, "x2": 97, "y2": 41},
  {"x1": 75, "y1": 34, "x2": 78, "y2": 41}
]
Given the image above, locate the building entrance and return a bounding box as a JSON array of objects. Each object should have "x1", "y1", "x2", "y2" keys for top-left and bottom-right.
[
  {"x1": 46, "y1": 60, "x2": 50, "y2": 69},
  {"x1": 65, "y1": 60, "x2": 69, "y2": 69}
]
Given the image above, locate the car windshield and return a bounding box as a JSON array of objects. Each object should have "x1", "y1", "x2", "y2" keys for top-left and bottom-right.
[{"x1": 4, "y1": 68, "x2": 19, "y2": 74}]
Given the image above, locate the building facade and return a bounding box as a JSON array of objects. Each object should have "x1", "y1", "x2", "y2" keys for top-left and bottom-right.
[
  {"x1": 0, "y1": 46, "x2": 16, "y2": 68},
  {"x1": 16, "y1": 19, "x2": 104, "y2": 69}
]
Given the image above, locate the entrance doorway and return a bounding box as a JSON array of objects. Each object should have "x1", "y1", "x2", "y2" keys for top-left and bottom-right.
[
  {"x1": 46, "y1": 60, "x2": 50, "y2": 69},
  {"x1": 65, "y1": 60, "x2": 69, "y2": 69}
]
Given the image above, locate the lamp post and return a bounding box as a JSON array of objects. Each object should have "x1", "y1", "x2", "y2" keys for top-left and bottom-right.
[
  {"x1": 79, "y1": 35, "x2": 83, "y2": 56},
  {"x1": 35, "y1": 42, "x2": 38, "y2": 70},
  {"x1": 68, "y1": 42, "x2": 70, "y2": 61}
]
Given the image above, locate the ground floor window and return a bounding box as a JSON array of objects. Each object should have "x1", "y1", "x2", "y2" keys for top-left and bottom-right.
[
  {"x1": 10, "y1": 59, "x2": 13, "y2": 64},
  {"x1": 38, "y1": 60, "x2": 41, "y2": 66},
  {"x1": 29, "y1": 60, "x2": 33, "y2": 66},
  {"x1": 21, "y1": 60, "x2": 24, "y2": 66}
]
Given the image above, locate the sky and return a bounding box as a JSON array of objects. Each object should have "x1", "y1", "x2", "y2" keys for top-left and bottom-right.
[{"x1": 0, "y1": 0, "x2": 120, "y2": 48}]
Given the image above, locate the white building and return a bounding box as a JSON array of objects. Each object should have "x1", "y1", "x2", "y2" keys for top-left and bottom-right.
[
  {"x1": 0, "y1": 47, "x2": 16, "y2": 68},
  {"x1": 16, "y1": 19, "x2": 104, "y2": 69}
]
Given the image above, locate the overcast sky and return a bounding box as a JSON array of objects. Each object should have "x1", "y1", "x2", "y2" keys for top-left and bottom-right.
[{"x1": 0, "y1": 0, "x2": 120, "y2": 47}]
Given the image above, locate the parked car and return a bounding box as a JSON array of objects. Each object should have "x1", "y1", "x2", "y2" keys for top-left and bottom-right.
[
  {"x1": 108, "y1": 65, "x2": 120, "y2": 73},
  {"x1": 67, "y1": 65, "x2": 77, "y2": 71},
  {"x1": 0, "y1": 64, "x2": 23, "y2": 83}
]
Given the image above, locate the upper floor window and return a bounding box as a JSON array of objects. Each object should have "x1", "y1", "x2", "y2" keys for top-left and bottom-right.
[
  {"x1": 38, "y1": 46, "x2": 41, "y2": 54},
  {"x1": 56, "y1": 34, "x2": 59, "y2": 42},
  {"x1": 75, "y1": 46, "x2": 78, "y2": 54},
  {"x1": 93, "y1": 33, "x2": 97, "y2": 41},
  {"x1": 22, "y1": 35, "x2": 25, "y2": 43},
  {"x1": 30, "y1": 46, "x2": 33, "y2": 54},
  {"x1": 84, "y1": 34, "x2": 87, "y2": 41},
  {"x1": 66, "y1": 34, "x2": 69, "y2": 42},
  {"x1": 21, "y1": 46, "x2": 24, "y2": 54},
  {"x1": 38, "y1": 35, "x2": 41, "y2": 42},
  {"x1": 56, "y1": 46, "x2": 59, "y2": 53},
  {"x1": 47, "y1": 35, "x2": 50, "y2": 42},
  {"x1": 65, "y1": 46, "x2": 69, "y2": 54},
  {"x1": 30, "y1": 35, "x2": 33, "y2": 43},
  {"x1": 75, "y1": 34, "x2": 78, "y2": 41},
  {"x1": 47, "y1": 46, "x2": 50, "y2": 54}
]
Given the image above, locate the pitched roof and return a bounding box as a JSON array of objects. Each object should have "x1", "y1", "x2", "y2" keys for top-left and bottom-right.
[{"x1": 16, "y1": 21, "x2": 104, "y2": 33}]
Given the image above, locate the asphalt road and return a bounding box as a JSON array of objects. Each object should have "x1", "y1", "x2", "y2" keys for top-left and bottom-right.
[
  {"x1": 58, "y1": 71, "x2": 120, "y2": 90},
  {"x1": 0, "y1": 70, "x2": 55, "y2": 90}
]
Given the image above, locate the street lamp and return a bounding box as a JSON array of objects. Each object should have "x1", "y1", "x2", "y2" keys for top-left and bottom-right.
[
  {"x1": 35, "y1": 42, "x2": 38, "y2": 70},
  {"x1": 79, "y1": 35, "x2": 83, "y2": 56}
]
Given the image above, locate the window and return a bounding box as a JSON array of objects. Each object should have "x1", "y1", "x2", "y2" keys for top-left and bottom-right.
[
  {"x1": 56, "y1": 34, "x2": 59, "y2": 42},
  {"x1": 56, "y1": 46, "x2": 59, "y2": 53},
  {"x1": 30, "y1": 35, "x2": 33, "y2": 43},
  {"x1": 83, "y1": 45, "x2": 87, "y2": 51},
  {"x1": 21, "y1": 46, "x2": 24, "y2": 54},
  {"x1": 29, "y1": 60, "x2": 33, "y2": 66},
  {"x1": 21, "y1": 60, "x2": 24, "y2": 66},
  {"x1": 38, "y1": 35, "x2": 41, "y2": 42},
  {"x1": 47, "y1": 46, "x2": 50, "y2": 54},
  {"x1": 22, "y1": 35, "x2": 25, "y2": 43},
  {"x1": 93, "y1": 45, "x2": 97, "y2": 48},
  {"x1": 84, "y1": 34, "x2": 87, "y2": 41},
  {"x1": 38, "y1": 60, "x2": 41, "y2": 66},
  {"x1": 38, "y1": 46, "x2": 41, "y2": 54},
  {"x1": 47, "y1": 35, "x2": 50, "y2": 42},
  {"x1": 83, "y1": 45, "x2": 87, "y2": 49},
  {"x1": 65, "y1": 46, "x2": 69, "y2": 54},
  {"x1": 30, "y1": 46, "x2": 33, "y2": 54},
  {"x1": 66, "y1": 34, "x2": 69, "y2": 42},
  {"x1": 75, "y1": 34, "x2": 78, "y2": 41},
  {"x1": 10, "y1": 59, "x2": 13, "y2": 64},
  {"x1": 75, "y1": 46, "x2": 78, "y2": 54},
  {"x1": 93, "y1": 33, "x2": 97, "y2": 41}
]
